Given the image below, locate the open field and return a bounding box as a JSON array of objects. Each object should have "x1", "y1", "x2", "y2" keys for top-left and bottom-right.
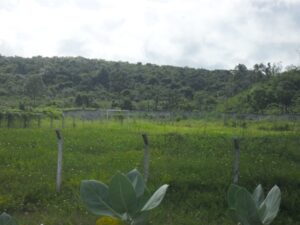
[{"x1": 0, "y1": 119, "x2": 299, "y2": 225}]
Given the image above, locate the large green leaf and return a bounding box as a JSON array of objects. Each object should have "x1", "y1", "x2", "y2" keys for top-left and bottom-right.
[
  {"x1": 80, "y1": 180, "x2": 117, "y2": 217},
  {"x1": 132, "y1": 211, "x2": 150, "y2": 225},
  {"x1": 260, "y1": 185, "x2": 281, "y2": 225},
  {"x1": 127, "y1": 169, "x2": 145, "y2": 198},
  {"x1": 252, "y1": 184, "x2": 265, "y2": 207},
  {"x1": 0, "y1": 213, "x2": 17, "y2": 225},
  {"x1": 141, "y1": 184, "x2": 169, "y2": 211},
  {"x1": 235, "y1": 188, "x2": 262, "y2": 225},
  {"x1": 109, "y1": 172, "x2": 137, "y2": 214},
  {"x1": 136, "y1": 188, "x2": 151, "y2": 212},
  {"x1": 230, "y1": 208, "x2": 252, "y2": 225},
  {"x1": 258, "y1": 201, "x2": 267, "y2": 222},
  {"x1": 227, "y1": 184, "x2": 242, "y2": 209}
]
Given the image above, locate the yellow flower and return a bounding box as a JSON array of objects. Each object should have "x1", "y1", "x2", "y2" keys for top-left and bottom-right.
[{"x1": 96, "y1": 216, "x2": 123, "y2": 225}]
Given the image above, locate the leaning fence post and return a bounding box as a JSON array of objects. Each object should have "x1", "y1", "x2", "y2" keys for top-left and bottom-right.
[
  {"x1": 55, "y1": 129, "x2": 64, "y2": 193},
  {"x1": 233, "y1": 137, "x2": 240, "y2": 184},
  {"x1": 142, "y1": 133, "x2": 150, "y2": 183}
]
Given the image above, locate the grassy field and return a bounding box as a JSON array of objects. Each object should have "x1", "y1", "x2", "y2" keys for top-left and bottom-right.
[{"x1": 0, "y1": 118, "x2": 299, "y2": 225}]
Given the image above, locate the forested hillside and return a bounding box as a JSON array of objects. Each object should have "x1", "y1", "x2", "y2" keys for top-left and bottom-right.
[{"x1": 0, "y1": 55, "x2": 299, "y2": 113}]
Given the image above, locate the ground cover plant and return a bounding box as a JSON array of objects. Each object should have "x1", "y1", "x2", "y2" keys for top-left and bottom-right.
[
  {"x1": 228, "y1": 184, "x2": 281, "y2": 225},
  {"x1": 0, "y1": 212, "x2": 17, "y2": 225},
  {"x1": 0, "y1": 119, "x2": 299, "y2": 225},
  {"x1": 80, "y1": 169, "x2": 168, "y2": 225}
]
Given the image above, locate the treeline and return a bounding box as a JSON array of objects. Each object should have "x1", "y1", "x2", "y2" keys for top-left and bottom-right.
[
  {"x1": 0, "y1": 55, "x2": 299, "y2": 113},
  {"x1": 223, "y1": 69, "x2": 300, "y2": 114}
]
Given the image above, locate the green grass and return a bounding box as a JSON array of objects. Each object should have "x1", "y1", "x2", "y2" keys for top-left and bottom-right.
[{"x1": 0, "y1": 119, "x2": 299, "y2": 225}]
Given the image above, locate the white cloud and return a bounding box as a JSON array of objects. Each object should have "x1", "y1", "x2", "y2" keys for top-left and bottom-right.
[{"x1": 0, "y1": 0, "x2": 299, "y2": 69}]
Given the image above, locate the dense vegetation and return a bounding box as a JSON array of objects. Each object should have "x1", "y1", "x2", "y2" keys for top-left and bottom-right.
[
  {"x1": 0, "y1": 119, "x2": 299, "y2": 225},
  {"x1": 0, "y1": 55, "x2": 299, "y2": 113}
]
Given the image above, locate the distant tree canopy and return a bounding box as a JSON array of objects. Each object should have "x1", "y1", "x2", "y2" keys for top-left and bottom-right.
[
  {"x1": 24, "y1": 74, "x2": 46, "y2": 105},
  {"x1": 0, "y1": 55, "x2": 299, "y2": 113}
]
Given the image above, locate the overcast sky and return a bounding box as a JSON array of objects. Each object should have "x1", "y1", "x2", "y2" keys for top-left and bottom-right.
[{"x1": 0, "y1": 0, "x2": 299, "y2": 69}]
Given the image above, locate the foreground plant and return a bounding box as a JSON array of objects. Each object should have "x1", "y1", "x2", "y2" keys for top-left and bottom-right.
[
  {"x1": 0, "y1": 212, "x2": 17, "y2": 225},
  {"x1": 80, "y1": 169, "x2": 169, "y2": 225},
  {"x1": 228, "y1": 184, "x2": 281, "y2": 225}
]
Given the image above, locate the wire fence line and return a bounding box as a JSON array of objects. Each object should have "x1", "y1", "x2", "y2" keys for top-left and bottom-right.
[
  {"x1": 63, "y1": 109, "x2": 300, "y2": 121},
  {"x1": 0, "y1": 108, "x2": 300, "y2": 129}
]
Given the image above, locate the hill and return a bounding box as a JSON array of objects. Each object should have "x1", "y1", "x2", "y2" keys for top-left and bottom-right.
[{"x1": 0, "y1": 55, "x2": 299, "y2": 113}]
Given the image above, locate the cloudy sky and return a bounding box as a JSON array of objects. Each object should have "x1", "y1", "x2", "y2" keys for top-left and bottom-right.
[{"x1": 0, "y1": 0, "x2": 299, "y2": 69}]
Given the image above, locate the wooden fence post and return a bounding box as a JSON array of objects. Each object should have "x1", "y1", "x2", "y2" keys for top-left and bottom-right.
[
  {"x1": 233, "y1": 137, "x2": 240, "y2": 184},
  {"x1": 0, "y1": 113, "x2": 2, "y2": 128},
  {"x1": 62, "y1": 113, "x2": 65, "y2": 129},
  {"x1": 142, "y1": 133, "x2": 150, "y2": 183},
  {"x1": 72, "y1": 117, "x2": 76, "y2": 128},
  {"x1": 7, "y1": 113, "x2": 13, "y2": 128},
  {"x1": 37, "y1": 116, "x2": 41, "y2": 128},
  {"x1": 55, "y1": 129, "x2": 63, "y2": 193}
]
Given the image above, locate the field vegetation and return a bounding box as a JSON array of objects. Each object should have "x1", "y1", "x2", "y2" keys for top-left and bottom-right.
[{"x1": 0, "y1": 118, "x2": 299, "y2": 225}]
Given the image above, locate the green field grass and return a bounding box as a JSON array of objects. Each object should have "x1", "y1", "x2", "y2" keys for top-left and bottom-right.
[{"x1": 0, "y1": 119, "x2": 299, "y2": 225}]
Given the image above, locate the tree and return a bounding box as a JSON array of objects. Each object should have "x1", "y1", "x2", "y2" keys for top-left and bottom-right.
[
  {"x1": 248, "y1": 87, "x2": 272, "y2": 113},
  {"x1": 24, "y1": 75, "x2": 46, "y2": 106},
  {"x1": 180, "y1": 87, "x2": 194, "y2": 100},
  {"x1": 120, "y1": 98, "x2": 134, "y2": 110},
  {"x1": 252, "y1": 63, "x2": 266, "y2": 82},
  {"x1": 265, "y1": 62, "x2": 282, "y2": 77},
  {"x1": 230, "y1": 64, "x2": 252, "y2": 95},
  {"x1": 275, "y1": 80, "x2": 295, "y2": 113},
  {"x1": 94, "y1": 68, "x2": 109, "y2": 89},
  {"x1": 234, "y1": 64, "x2": 248, "y2": 74},
  {"x1": 194, "y1": 91, "x2": 216, "y2": 111},
  {"x1": 75, "y1": 94, "x2": 91, "y2": 107}
]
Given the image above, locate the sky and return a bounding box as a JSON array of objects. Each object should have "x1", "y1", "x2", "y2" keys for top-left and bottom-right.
[{"x1": 0, "y1": 0, "x2": 299, "y2": 69}]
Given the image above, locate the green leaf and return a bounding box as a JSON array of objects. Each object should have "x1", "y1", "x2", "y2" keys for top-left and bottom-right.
[
  {"x1": 260, "y1": 185, "x2": 281, "y2": 225},
  {"x1": 227, "y1": 184, "x2": 242, "y2": 209},
  {"x1": 127, "y1": 169, "x2": 145, "y2": 198},
  {"x1": 80, "y1": 180, "x2": 118, "y2": 217},
  {"x1": 230, "y1": 208, "x2": 252, "y2": 225},
  {"x1": 0, "y1": 213, "x2": 17, "y2": 225},
  {"x1": 258, "y1": 201, "x2": 267, "y2": 222},
  {"x1": 136, "y1": 188, "x2": 151, "y2": 212},
  {"x1": 109, "y1": 172, "x2": 137, "y2": 214},
  {"x1": 132, "y1": 211, "x2": 150, "y2": 225},
  {"x1": 141, "y1": 184, "x2": 169, "y2": 211},
  {"x1": 252, "y1": 184, "x2": 265, "y2": 207},
  {"x1": 235, "y1": 188, "x2": 262, "y2": 225}
]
